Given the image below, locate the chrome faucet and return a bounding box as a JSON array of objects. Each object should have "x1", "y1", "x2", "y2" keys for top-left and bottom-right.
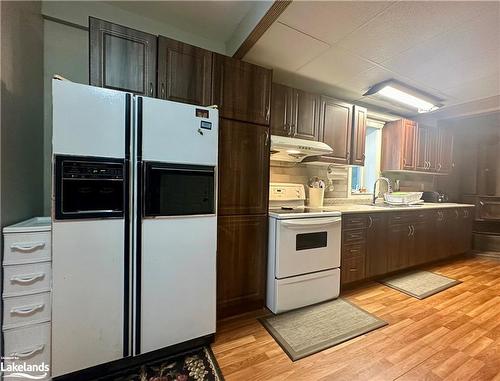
[{"x1": 372, "y1": 177, "x2": 392, "y2": 205}]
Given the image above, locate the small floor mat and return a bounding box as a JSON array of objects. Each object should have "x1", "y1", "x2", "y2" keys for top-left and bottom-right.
[
  {"x1": 99, "y1": 346, "x2": 224, "y2": 381},
  {"x1": 259, "y1": 299, "x2": 387, "y2": 361},
  {"x1": 380, "y1": 270, "x2": 461, "y2": 299}
]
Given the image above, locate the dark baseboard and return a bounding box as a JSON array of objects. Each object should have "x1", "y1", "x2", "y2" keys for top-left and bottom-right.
[{"x1": 53, "y1": 334, "x2": 215, "y2": 381}]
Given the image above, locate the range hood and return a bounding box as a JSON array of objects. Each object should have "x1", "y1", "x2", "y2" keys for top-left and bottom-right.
[{"x1": 270, "y1": 135, "x2": 333, "y2": 162}]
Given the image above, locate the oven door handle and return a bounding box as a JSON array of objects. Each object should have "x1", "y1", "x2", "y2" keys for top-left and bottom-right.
[{"x1": 280, "y1": 217, "x2": 341, "y2": 229}]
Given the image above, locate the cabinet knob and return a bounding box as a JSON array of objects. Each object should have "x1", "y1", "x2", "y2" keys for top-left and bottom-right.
[
  {"x1": 149, "y1": 82, "x2": 153, "y2": 96},
  {"x1": 161, "y1": 83, "x2": 165, "y2": 98}
]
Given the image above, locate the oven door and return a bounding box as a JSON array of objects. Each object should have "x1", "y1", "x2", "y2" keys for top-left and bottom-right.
[
  {"x1": 144, "y1": 162, "x2": 216, "y2": 217},
  {"x1": 275, "y1": 216, "x2": 341, "y2": 278}
]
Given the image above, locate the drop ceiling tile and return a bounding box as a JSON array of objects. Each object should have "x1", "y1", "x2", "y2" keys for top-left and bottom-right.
[
  {"x1": 278, "y1": 1, "x2": 394, "y2": 45},
  {"x1": 337, "y1": 1, "x2": 492, "y2": 63},
  {"x1": 442, "y1": 73, "x2": 500, "y2": 104},
  {"x1": 296, "y1": 46, "x2": 375, "y2": 85},
  {"x1": 244, "y1": 22, "x2": 330, "y2": 72},
  {"x1": 272, "y1": 68, "x2": 361, "y2": 102},
  {"x1": 336, "y1": 66, "x2": 398, "y2": 95},
  {"x1": 381, "y1": 11, "x2": 500, "y2": 89}
]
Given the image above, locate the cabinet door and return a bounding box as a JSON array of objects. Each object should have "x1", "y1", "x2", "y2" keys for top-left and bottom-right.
[
  {"x1": 387, "y1": 223, "x2": 411, "y2": 272},
  {"x1": 416, "y1": 126, "x2": 429, "y2": 171},
  {"x1": 213, "y1": 54, "x2": 272, "y2": 125},
  {"x1": 458, "y1": 208, "x2": 474, "y2": 253},
  {"x1": 403, "y1": 119, "x2": 417, "y2": 170},
  {"x1": 319, "y1": 96, "x2": 352, "y2": 164},
  {"x1": 218, "y1": 119, "x2": 270, "y2": 215},
  {"x1": 426, "y1": 127, "x2": 438, "y2": 171},
  {"x1": 432, "y1": 210, "x2": 449, "y2": 259},
  {"x1": 350, "y1": 105, "x2": 367, "y2": 166},
  {"x1": 217, "y1": 215, "x2": 267, "y2": 318},
  {"x1": 270, "y1": 83, "x2": 294, "y2": 136},
  {"x1": 157, "y1": 36, "x2": 212, "y2": 105},
  {"x1": 410, "y1": 222, "x2": 428, "y2": 266},
  {"x1": 437, "y1": 128, "x2": 454, "y2": 173},
  {"x1": 89, "y1": 17, "x2": 157, "y2": 97},
  {"x1": 293, "y1": 89, "x2": 320, "y2": 140},
  {"x1": 366, "y1": 214, "x2": 388, "y2": 277}
]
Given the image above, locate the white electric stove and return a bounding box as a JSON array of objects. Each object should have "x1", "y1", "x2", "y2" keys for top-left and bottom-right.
[{"x1": 267, "y1": 183, "x2": 341, "y2": 314}]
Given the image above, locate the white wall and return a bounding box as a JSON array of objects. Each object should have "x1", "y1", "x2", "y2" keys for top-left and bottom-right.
[
  {"x1": 41, "y1": 1, "x2": 226, "y2": 213},
  {"x1": 42, "y1": 1, "x2": 226, "y2": 53}
]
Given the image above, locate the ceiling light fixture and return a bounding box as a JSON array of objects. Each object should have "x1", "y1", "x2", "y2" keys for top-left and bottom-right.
[{"x1": 363, "y1": 79, "x2": 442, "y2": 113}]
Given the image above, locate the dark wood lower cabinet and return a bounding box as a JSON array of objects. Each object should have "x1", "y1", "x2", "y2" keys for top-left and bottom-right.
[
  {"x1": 386, "y1": 223, "x2": 411, "y2": 272},
  {"x1": 365, "y1": 214, "x2": 388, "y2": 277},
  {"x1": 217, "y1": 214, "x2": 267, "y2": 319},
  {"x1": 342, "y1": 207, "x2": 474, "y2": 286}
]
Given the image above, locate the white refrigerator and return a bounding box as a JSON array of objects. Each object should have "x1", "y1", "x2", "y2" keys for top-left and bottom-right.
[{"x1": 51, "y1": 80, "x2": 218, "y2": 377}]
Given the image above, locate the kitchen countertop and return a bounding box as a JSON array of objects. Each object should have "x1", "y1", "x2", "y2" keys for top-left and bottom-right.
[{"x1": 321, "y1": 202, "x2": 475, "y2": 214}]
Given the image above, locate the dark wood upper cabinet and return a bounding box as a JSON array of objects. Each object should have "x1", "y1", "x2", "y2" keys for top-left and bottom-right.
[
  {"x1": 437, "y1": 127, "x2": 454, "y2": 173},
  {"x1": 270, "y1": 83, "x2": 294, "y2": 136},
  {"x1": 217, "y1": 214, "x2": 267, "y2": 318},
  {"x1": 294, "y1": 89, "x2": 320, "y2": 140},
  {"x1": 157, "y1": 36, "x2": 212, "y2": 105},
  {"x1": 402, "y1": 119, "x2": 417, "y2": 170},
  {"x1": 350, "y1": 105, "x2": 367, "y2": 166},
  {"x1": 89, "y1": 17, "x2": 157, "y2": 97},
  {"x1": 381, "y1": 118, "x2": 418, "y2": 171},
  {"x1": 218, "y1": 119, "x2": 270, "y2": 216},
  {"x1": 213, "y1": 54, "x2": 272, "y2": 126},
  {"x1": 416, "y1": 126, "x2": 439, "y2": 172},
  {"x1": 270, "y1": 84, "x2": 319, "y2": 140},
  {"x1": 416, "y1": 126, "x2": 430, "y2": 171},
  {"x1": 318, "y1": 96, "x2": 352, "y2": 164}
]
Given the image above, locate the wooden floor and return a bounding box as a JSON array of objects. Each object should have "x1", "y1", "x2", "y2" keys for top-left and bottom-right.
[{"x1": 212, "y1": 256, "x2": 500, "y2": 380}]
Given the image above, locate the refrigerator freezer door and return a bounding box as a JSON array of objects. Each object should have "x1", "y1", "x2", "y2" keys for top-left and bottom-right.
[
  {"x1": 140, "y1": 97, "x2": 218, "y2": 165},
  {"x1": 140, "y1": 217, "x2": 216, "y2": 354},
  {"x1": 51, "y1": 219, "x2": 125, "y2": 377},
  {"x1": 52, "y1": 80, "x2": 129, "y2": 158}
]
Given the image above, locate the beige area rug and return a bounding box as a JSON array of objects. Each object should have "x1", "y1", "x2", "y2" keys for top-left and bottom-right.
[
  {"x1": 259, "y1": 299, "x2": 387, "y2": 361},
  {"x1": 381, "y1": 270, "x2": 461, "y2": 299}
]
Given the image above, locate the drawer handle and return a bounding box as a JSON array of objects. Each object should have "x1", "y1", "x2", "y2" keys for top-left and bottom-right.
[
  {"x1": 11, "y1": 303, "x2": 44, "y2": 315},
  {"x1": 349, "y1": 249, "x2": 359, "y2": 253},
  {"x1": 349, "y1": 268, "x2": 357, "y2": 272},
  {"x1": 10, "y1": 344, "x2": 44, "y2": 359},
  {"x1": 10, "y1": 242, "x2": 46, "y2": 252},
  {"x1": 11, "y1": 272, "x2": 45, "y2": 284}
]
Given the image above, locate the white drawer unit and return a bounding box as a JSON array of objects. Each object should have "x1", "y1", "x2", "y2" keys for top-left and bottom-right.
[
  {"x1": 3, "y1": 322, "x2": 51, "y2": 379},
  {"x1": 3, "y1": 261, "x2": 51, "y2": 297},
  {"x1": 2, "y1": 217, "x2": 52, "y2": 379},
  {"x1": 3, "y1": 292, "x2": 51, "y2": 330},
  {"x1": 3, "y1": 231, "x2": 51, "y2": 265}
]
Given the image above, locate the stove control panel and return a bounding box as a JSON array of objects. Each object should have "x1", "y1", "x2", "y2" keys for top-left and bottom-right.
[{"x1": 269, "y1": 183, "x2": 306, "y2": 201}]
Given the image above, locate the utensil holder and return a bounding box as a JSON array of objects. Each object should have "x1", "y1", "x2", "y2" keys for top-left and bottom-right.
[{"x1": 308, "y1": 188, "x2": 325, "y2": 208}]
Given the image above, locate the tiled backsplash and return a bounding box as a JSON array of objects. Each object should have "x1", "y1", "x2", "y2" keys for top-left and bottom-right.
[
  {"x1": 270, "y1": 161, "x2": 349, "y2": 199},
  {"x1": 383, "y1": 171, "x2": 436, "y2": 192},
  {"x1": 270, "y1": 162, "x2": 440, "y2": 204}
]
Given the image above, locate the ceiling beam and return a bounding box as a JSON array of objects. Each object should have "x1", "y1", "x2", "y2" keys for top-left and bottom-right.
[{"x1": 232, "y1": 0, "x2": 291, "y2": 59}]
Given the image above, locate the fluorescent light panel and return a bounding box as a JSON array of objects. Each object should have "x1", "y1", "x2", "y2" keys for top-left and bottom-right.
[
  {"x1": 378, "y1": 86, "x2": 438, "y2": 113},
  {"x1": 364, "y1": 80, "x2": 441, "y2": 113}
]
